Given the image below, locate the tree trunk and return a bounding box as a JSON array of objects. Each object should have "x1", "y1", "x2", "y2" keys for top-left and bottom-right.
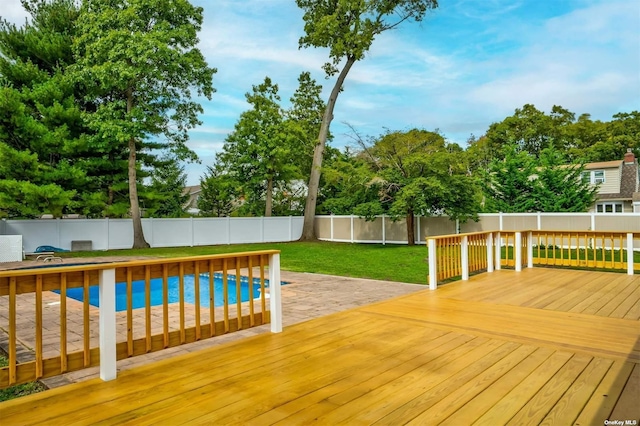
[
  {"x1": 406, "y1": 211, "x2": 415, "y2": 246},
  {"x1": 128, "y1": 137, "x2": 150, "y2": 248},
  {"x1": 300, "y1": 56, "x2": 357, "y2": 241},
  {"x1": 265, "y1": 176, "x2": 273, "y2": 217},
  {"x1": 126, "y1": 87, "x2": 149, "y2": 249}
]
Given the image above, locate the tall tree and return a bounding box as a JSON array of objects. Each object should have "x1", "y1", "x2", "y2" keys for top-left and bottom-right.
[
  {"x1": 217, "y1": 77, "x2": 298, "y2": 217},
  {"x1": 0, "y1": 0, "x2": 87, "y2": 217},
  {"x1": 296, "y1": 0, "x2": 439, "y2": 240},
  {"x1": 357, "y1": 129, "x2": 480, "y2": 245},
  {"x1": 73, "y1": 0, "x2": 216, "y2": 247}
]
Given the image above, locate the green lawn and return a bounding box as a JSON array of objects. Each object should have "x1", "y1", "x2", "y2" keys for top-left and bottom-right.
[{"x1": 62, "y1": 241, "x2": 430, "y2": 285}]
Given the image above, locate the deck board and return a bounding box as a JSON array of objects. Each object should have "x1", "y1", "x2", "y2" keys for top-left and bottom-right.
[{"x1": 1, "y1": 268, "x2": 639, "y2": 425}]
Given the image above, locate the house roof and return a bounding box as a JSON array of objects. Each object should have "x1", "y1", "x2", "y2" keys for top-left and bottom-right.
[{"x1": 584, "y1": 160, "x2": 621, "y2": 170}]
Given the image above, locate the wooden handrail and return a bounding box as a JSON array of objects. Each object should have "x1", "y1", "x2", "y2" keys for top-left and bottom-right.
[
  {"x1": 427, "y1": 230, "x2": 638, "y2": 289},
  {"x1": 0, "y1": 250, "x2": 282, "y2": 388}
]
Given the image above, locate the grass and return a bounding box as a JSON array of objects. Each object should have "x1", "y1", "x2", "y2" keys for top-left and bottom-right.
[
  {"x1": 0, "y1": 355, "x2": 46, "y2": 402},
  {"x1": 61, "y1": 241, "x2": 431, "y2": 285}
]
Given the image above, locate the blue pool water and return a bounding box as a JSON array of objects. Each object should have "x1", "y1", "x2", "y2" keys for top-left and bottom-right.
[{"x1": 55, "y1": 274, "x2": 268, "y2": 312}]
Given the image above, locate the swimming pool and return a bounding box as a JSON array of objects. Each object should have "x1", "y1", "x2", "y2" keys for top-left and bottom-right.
[{"x1": 55, "y1": 273, "x2": 268, "y2": 312}]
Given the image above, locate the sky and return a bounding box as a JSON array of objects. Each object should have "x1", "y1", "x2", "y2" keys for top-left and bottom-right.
[{"x1": 3, "y1": 0, "x2": 639, "y2": 185}]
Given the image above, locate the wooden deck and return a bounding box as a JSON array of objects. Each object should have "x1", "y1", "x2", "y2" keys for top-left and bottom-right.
[{"x1": 1, "y1": 268, "x2": 639, "y2": 425}]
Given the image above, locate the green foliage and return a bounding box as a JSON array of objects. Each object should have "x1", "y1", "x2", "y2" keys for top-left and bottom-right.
[
  {"x1": 286, "y1": 71, "x2": 328, "y2": 177},
  {"x1": 482, "y1": 145, "x2": 598, "y2": 213},
  {"x1": 482, "y1": 144, "x2": 537, "y2": 213},
  {"x1": 0, "y1": 0, "x2": 88, "y2": 217},
  {"x1": 145, "y1": 158, "x2": 189, "y2": 218},
  {"x1": 72, "y1": 0, "x2": 216, "y2": 245},
  {"x1": 296, "y1": 0, "x2": 439, "y2": 239},
  {"x1": 297, "y1": 0, "x2": 438, "y2": 73},
  {"x1": 321, "y1": 129, "x2": 481, "y2": 245},
  {"x1": 198, "y1": 165, "x2": 238, "y2": 217},
  {"x1": 482, "y1": 104, "x2": 640, "y2": 163},
  {"x1": 318, "y1": 149, "x2": 378, "y2": 215},
  {"x1": 532, "y1": 148, "x2": 598, "y2": 212},
  {"x1": 217, "y1": 77, "x2": 309, "y2": 216}
]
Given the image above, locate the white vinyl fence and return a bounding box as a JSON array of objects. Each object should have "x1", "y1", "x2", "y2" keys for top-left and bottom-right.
[
  {"x1": 315, "y1": 213, "x2": 640, "y2": 247},
  {"x1": 1, "y1": 213, "x2": 638, "y2": 253},
  {"x1": 2, "y1": 217, "x2": 303, "y2": 252}
]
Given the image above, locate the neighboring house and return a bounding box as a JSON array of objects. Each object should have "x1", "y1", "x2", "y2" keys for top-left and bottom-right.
[
  {"x1": 581, "y1": 149, "x2": 640, "y2": 213},
  {"x1": 183, "y1": 185, "x2": 201, "y2": 215}
]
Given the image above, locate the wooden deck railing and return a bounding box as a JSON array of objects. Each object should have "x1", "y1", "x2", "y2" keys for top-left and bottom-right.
[
  {"x1": 427, "y1": 230, "x2": 638, "y2": 288},
  {"x1": 0, "y1": 250, "x2": 282, "y2": 388}
]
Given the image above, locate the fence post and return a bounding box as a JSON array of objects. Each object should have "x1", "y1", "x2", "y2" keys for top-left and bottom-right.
[
  {"x1": 226, "y1": 216, "x2": 231, "y2": 244},
  {"x1": 499, "y1": 212, "x2": 503, "y2": 231},
  {"x1": 105, "y1": 218, "x2": 110, "y2": 250},
  {"x1": 461, "y1": 235, "x2": 469, "y2": 280},
  {"x1": 417, "y1": 216, "x2": 421, "y2": 244},
  {"x1": 527, "y1": 231, "x2": 534, "y2": 268},
  {"x1": 149, "y1": 218, "x2": 154, "y2": 248},
  {"x1": 382, "y1": 215, "x2": 386, "y2": 245},
  {"x1": 288, "y1": 216, "x2": 293, "y2": 241},
  {"x1": 428, "y1": 238, "x2": 437, "y2": 290},
  {"x1": 190, "y1": 217, "x2": 195, "y2": 247},
  {"x1": 269, "y1": 253, "x2": 283, "y2": 332},
  {"x1": 330, "y1": 215, "x2": 334, "y2": 241},
  {"x1": 495, "y1": 232, "x2": 501, "y2": 270},
  {"x1": 99, "y1": 268, "x2": 117, "y2": 381},
  {"x1": 627, "y1": 233, "x2": 634, "y2": 276},
  {"x1": 350, "y1": 215, "x2": 354, "y2": 243},
  {"x1": 261, "y1": 216, "x2": 265, "y2": 243},
  {"x1": 515, "y1": 232, "x2": 522, "y2": 272},
  {"x1": 487, "y1": 232, "x2": 494, "y2": 273},
  {"x1": 537, "y1": 212, "x2": 541, "y2": 230},
  {"x1": 591, "y1": 212, "x2": 596, "y2": 231}
]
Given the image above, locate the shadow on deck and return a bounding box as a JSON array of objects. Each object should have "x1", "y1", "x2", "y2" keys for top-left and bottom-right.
[{"x1": 1, "y1": 268, "x2": 639, "y2": 424}]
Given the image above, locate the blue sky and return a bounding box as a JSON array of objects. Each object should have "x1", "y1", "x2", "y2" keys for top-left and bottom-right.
[{"x1": 4, "y1": 0, "x2": 639, "y2": 185}]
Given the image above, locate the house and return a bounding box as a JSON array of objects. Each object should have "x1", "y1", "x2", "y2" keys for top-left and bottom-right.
[
  {"x1": 183, "y1": 185, "x2": 201, "y2": 214},
  {"x1": 582, "y1": 149, "x2": 640, "y2": 213}
]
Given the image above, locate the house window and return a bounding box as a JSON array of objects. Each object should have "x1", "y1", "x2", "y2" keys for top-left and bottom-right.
[
  {"x1": 596, "y1": 202, "x2": 623, "y2": 213},
  {"x1": 583, "y1": 170, "x2": 605, "y2": 184}
]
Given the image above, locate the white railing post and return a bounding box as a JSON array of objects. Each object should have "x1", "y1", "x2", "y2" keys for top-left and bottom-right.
[
  {"x1": 591, "y1": 212, "x2": 596, "y2": 231},
  {"x1": 515, "y1": 232, "x2": 522, "y2": 272},
  {"x1": 537, "y1": 212, "x2": 541, "y2": 230},
  {"x1": 527, "y1": 231, "x2": 534, "y2": 268},
  {"x1": 627, "y1": 233, "x2": 634, "y2": 276},
  {"x1": 461, "y1": 235, "x2": 469, "y2": 280},
  {"x1": 428, "y1": 238, "x2": 437, "y2": 290},
  {"x1": 495, "y1": 232, "x2": 502, "y2": 270},
  {"x1": 269, "y1": 253, "x2": 283, "y2": 332},
  {"x1": 99, "y1": 268, "x2": 117, "y2": 381},
  {"x1": 487, "y1": 232, "x2": 494, "y2": 273}
]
